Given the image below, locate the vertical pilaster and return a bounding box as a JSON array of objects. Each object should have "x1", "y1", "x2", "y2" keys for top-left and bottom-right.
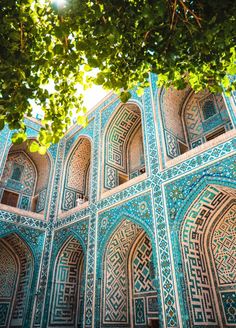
[
  {"x1": 84, "y1": 112, "x2": 100, "y2": 328},
  {"x1": 143, "y1": 83, "x2": 182, "y2": 327},
  {"x1": 32, "y1": 139, "x2": 65, "y2": 327}
]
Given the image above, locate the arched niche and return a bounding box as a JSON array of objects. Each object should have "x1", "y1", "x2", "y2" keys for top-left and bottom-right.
[
  {"x1": 160, "y1": 87, "x2": 233, "y2": 160},
  {"x1": 62, "y1": 137, "x2": 91, "y2": 211},
  {"x1": 180, "y1": 185, "x2": 236, "y2": 327},
  {"x1": 0, "y1": 233, "x2": 34, "y2": 327},
  {"x1": 49, "y1": 236, "x2": 85, "y2": 327},
  {"x1": 101, "y1": 219, "x2": 159, "y2": 328},
  {"x1": 183, "y1": 90, "x2": 232, "y2": 148},
  {"x1": 0, "y1": 141, "x2": 51, "y2": 213},
  {"x1": 103, "y1": 104, "x2": 145, "y2": 191}
]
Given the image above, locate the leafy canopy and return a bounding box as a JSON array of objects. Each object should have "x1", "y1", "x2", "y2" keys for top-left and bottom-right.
[{"x1": 0, "y1": 0, "x2": 235, "y2": 152}]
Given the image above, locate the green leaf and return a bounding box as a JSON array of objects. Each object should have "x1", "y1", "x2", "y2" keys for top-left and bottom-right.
[
  {"x1": 0, "y1": 120, "x2": 5, "y2": 131},
  {"x1": 11, "y1": 131, "x2": 27, "y2": 144},
  {"x1": 38, "y1": 145, "x2": 47, "y2": 155},
  {"x1": 29, "y1": 141, "x2": 39, "y2": 152},
  {"x1": 77, "y1": 115, "x2": 88, "y2": 127},
  {"x1": 120, "y1": 91, "x2": 131, "y2": 103}
]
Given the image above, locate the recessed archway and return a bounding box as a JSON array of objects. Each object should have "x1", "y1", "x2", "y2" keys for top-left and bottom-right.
[
  {"x1": 103, "y1": 103, "x2": 145, "y2": 191},
  {"x1": 0, "y1": 140, "x2": 51, "y2": 213},
  {"x1": 49, "y1": 236, "x2": 85, "y2": 327},
  {"x1": 180, "y1": 184, "x2": 236, "y2": 327},
  {"x1": 62, "y1": 137, "x2": 91, "y2": 211},
  {"x1": 160, "y1": 87, "x2": 233, "y2": 160},
  {"x1": 0, "y1": 233, "x2": 34, "y2": 327},
  {"x1": 101, "y1": 219, "x2": 159, "y2": 328}
]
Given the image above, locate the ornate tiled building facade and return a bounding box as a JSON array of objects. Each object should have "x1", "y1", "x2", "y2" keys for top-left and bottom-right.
[{"x1": 0, "y1": 74, "x2": 236, "y2": 328}]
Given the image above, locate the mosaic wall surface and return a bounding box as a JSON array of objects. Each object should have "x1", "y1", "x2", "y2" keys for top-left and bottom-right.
[
  {"x1": 0, "y1": 233, "x2": 34, "y2": 327},
  {"x1": 0, "y1": 145, "x2": 51, "y2": 212},
  {"x1": 49, "y1": 236, "x2": 84, "y2": 327},
  {"x1": 179, "y1": 185, "x2": 236, "y2": 327},
  {"x1": 6, "y1": 142, "x2": 52, "y2": 196},
  {"x1": 160, "y1": 87, "x2": 233, "y2": 158},
  {"x1": 62, "y1": 138, "x2": 91, "y2": 210},
  {"x1": 104, "y1": 104, "x2": 142, "y2": 189},
  {"x1": 102, "y1": 220, "x2": 142, "y2": 325},
  {"x1": 0, "y1": 74, "x2": 235, "y2": 328},
  {"x1": 160, "y1": 87, "x2": 190, "y2": 158},
  {"x1": 1, "y1": 151, "x2": 36, "y2": 197},
  {"x1": 211, "y1": 202, "x2": 236, "y2": 325},
  {"x1": 184, "y1": 91, "x2": 232, "y2": 148},
  {"x1": 101, "y1": 220, "x2": 158, "y2": 328},
  {"x1": 132, "y1": 234, "x2": 158, "y2": 327},
  {"x1": 0, "y1": 241, "x2": 18, "y2": 327}
]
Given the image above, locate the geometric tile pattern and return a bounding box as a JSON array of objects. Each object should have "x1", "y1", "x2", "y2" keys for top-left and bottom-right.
[
  {"x1": 33, "y1": 140, "x2": 65, "y2": 327},
  {"x1": 0, "y1": 73, "x2": 235, "y2": 328},
  {"x1": 62, "y1": 138, "x2": 91, "y2": 210},
  {"x1": 104, "y1": 165, "x2": 118, "y2": 189},
  {"x1": 132, "y1": 234, "x2": 158, "y2": 326},
  {"x1": 103, "y1": 220, "x2": 142, "y2": 324},
  {"x1": 184, "y1": 91, "x2": 231, "y2": 144},
  {"x1": 67, "y1": 138, "x2": 91, "y2": 192},
  {"x1": 36, "y1": 188, "x2": 47, "y2": 213},
  {"x1": 0, "y1": 241, "x2": 18, "y2": 327},
  {"x1": 1, "y1": 151, "x2": 36, "y2": 196},
  {"x1": 1, "y1": 233, "x2": 33, "y2": 327},
  {"x1": 133, "y1": 235, "x2": 155, "y2": 293},
  {"x1": 221, "y1": 292, "x2": 236, "y2": 324},
  {"x1": 165, "y1": 130, "x2": 179, "y2": 158},
  {"x1": 212, "y1": 203, "x2": 236, "y2": 285},
  {"x1": 49, "y1": 236, "x2": 84, "y2": 326},
  {"x1": 180, "y1": 185, "x2": 231, "y2": 326},
  {"x1": 19, "y1": 195, "x2": 30, "y2": 210},
  {"x1": 105, "y1": 104, "x2": 141, "y2": 172},
  {"x1": 135, "y1": 298, "x2": 145, "y2": 325}
]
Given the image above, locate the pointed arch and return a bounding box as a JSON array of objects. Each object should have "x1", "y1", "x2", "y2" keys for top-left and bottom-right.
[
  {"x1": 181, "y1": 90, "x2": 232, "y2": 149},
  {"x1": 0, "y1": 233, "x2": 34, "y2": 327},
  {"x1": 179, "y1": 184, "x2": 236, "y2": 327},
  {"x1": 49, "y1": 236, "x2": 85, "y2": 327},
  {"x1": 0, "y1": 140, "x2": 52, "y2": 213},
  {"x1": 103, "y1": 103, "x2": 146, "y2": 191},
  {"x1": 159, "y1": 87, "x2": 233, "y2": 161},
  {"x1": 101, "y1": 219, "x2": 159, "y2": 328},
  {"x1": 62, "y1": 136, "x2": 92, "y2": 211}
]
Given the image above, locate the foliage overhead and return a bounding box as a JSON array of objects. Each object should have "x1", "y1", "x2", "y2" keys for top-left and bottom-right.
[{"x1": 0, "y1": 0, "x2": 235, "y2": 152}]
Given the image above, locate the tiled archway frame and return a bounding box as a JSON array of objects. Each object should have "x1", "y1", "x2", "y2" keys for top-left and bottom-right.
[
  {"x1": 95, "y1": 191, "x2": 161, "y2": 328},
  {"x1": 83, "y1": 88, "x2": 159, "y2": 327},
  {"x1": 164, "y1": 155, "x2": 236, "y2": 327},
  {"x1": 0, "y1": 123, "x2": 57, "y2": 220},
  {"x1": 61, "y1": 135, "x2": 93, "y2": 211},
  {"x1": 0, "y1": 221, "x2": 45, "y2": 328},
  {"x1": 43, "y1": 217, "x2": 89, "y2": 327},
  {"x1": 100, "y1": 96, "x2": 152, "y2": 194}
]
